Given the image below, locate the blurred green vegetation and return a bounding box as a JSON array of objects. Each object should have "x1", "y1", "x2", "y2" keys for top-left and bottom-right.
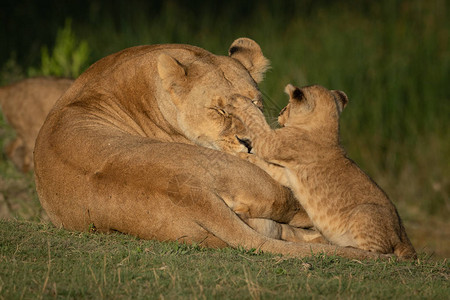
[
  {"x1": 28, "y1": 19, "x2": 90, "y2": 78},
  {"x1": 0, "y1": 0, "x2": 449, "y2": 255}
]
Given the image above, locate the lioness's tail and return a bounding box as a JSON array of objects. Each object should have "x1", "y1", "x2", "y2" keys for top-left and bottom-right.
[{"x1": 199, "y1": 196, "x2": 390, "y2": 261}]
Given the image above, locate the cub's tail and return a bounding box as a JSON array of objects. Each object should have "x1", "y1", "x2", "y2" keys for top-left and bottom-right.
[
  {"x1": 394, "y1": 225, "x2": 417, "y2": 260},
  {"x1": 394, "y1": 242, "x2": 417, "y2": 260}
]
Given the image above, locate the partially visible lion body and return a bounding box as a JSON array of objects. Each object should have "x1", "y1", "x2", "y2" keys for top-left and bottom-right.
[
  {"x1": 0, "y1": 77, "x2": 73, "y2": 171},
  {"x1": 34, "y1": 40, "x2": 385, "y2": 259}
]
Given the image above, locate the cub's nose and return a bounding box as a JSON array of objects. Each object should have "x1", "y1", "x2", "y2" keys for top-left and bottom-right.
[{"x1": 235, "y1": 136, "x2": 253, "y2": 153}]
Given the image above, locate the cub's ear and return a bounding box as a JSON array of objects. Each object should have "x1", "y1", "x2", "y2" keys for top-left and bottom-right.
[
  {"x1": 229, "y1": 38, "x2": 270, "y2": 83},
  {"x1": 157, "y1": 53, "x2": 188, "y2": 100},
  {"x1": 331, "y1": 90, "x2": 349, "y2": 113},
  {"x1": 284, "y1": 84, "x2": 304, "y2": 102}
]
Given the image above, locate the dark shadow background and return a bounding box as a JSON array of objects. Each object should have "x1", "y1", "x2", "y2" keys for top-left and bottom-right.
[{"x1": 1, "y1": 0, "x2": 385, "y2": 68}]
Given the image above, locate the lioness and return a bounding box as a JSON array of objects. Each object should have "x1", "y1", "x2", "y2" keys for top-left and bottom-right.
[
  {"x1": 222, "y1": 84, "x2": 416, "y2": 259},
  {"x1": 34, "y1": 39, "x2": 386, "y2": 259},
  {"x1": 0, "y1": 77, "x2": 73, "y2": 172}
]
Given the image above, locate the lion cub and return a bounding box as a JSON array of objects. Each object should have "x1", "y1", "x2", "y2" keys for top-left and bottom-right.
[{"x1": 225, "y1": 84, "x2": 416, "y2": 259}]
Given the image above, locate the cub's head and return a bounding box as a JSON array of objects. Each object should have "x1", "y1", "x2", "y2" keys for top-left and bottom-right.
[
  {"x1": 278, "y1": 84, "x2": 348, "y2": 133},
  {"x1": 157, "y1": 38, "x2": 270, "y2": 154}
]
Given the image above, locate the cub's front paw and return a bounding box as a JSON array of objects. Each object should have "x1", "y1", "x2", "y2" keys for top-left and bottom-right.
[
  {"x1": 238, "y1": 152, "x2": 252, "y2": 160},
  {"x1": 238, "y1": 152, "x2": 262, "y2": 164},
  {"x1": 210, "y1": 95, "x2": 244, "y2": 114},
  {"x1": 230, "y1": 94, "x2": 254, "y2": 109}
]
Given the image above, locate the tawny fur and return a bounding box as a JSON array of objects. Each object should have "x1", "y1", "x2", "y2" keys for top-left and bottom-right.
[
  {"x1": 34, "y1": 40, "x2": 390, "y2": 260},
  {"x1": 0, "y1": 77, "x2": 73, "y2": 172},
  {"x1": 224, "y1": 84, "x2": 416, "y2": 259}
]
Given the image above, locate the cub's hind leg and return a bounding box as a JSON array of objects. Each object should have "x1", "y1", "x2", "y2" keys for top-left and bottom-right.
[{"x1": 345, "y1": 204, "x2": 399, "y2": 255}]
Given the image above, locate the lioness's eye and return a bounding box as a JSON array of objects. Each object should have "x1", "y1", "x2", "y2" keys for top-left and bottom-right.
[
  {"x1": 212, "y1": 107, "x2": 228, "y2": 116},
  {"x1": 208, "y1": 107, "x2": 229, "y2": 119}
]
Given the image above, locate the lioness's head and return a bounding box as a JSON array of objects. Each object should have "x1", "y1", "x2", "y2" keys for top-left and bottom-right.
[
  {"x1": 278, "y1": 84, "x2": 348, "y2": 133},
  {"x1": 157, "y1": 38, "x2": 270, "y2": 154}
]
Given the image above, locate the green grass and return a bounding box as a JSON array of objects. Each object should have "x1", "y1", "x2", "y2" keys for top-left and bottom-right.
[{"x1": 1, "y1": 219, "x2": 448, "y2": 299}]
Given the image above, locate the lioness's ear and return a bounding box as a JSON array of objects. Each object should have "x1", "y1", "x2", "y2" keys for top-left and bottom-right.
[
  {"x1": 331, "y1": 90, "x2": 349, "y2": 113},
  {"x1": 229, "y1": 38, "x2": 270, "y2": 83},
  {"x1": 157, "y1": 53, "x2": 187, "y2": 98}
]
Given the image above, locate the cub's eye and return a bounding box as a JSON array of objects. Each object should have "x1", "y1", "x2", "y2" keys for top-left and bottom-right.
[{"x1": 278, "y1": 106, "x2": 287, "y2": 116}]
